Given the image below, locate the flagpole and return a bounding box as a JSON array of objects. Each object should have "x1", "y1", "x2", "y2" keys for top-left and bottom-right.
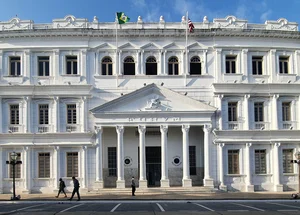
[
  {"x1": 185, "y1": 11, "x2": 188, "y2": 87},
  {"x1": 115, "y1": 13, "x2": 119, "y2": 87}
]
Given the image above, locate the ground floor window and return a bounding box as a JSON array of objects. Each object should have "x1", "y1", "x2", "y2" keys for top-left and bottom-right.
[
  {"x1": 189, "y1": 146, "x2": 196, "y2": 175},
  {"x1": 283, "y1": 149, "x2": 294, "y2": 173},
  {"x1": 228, "y1": 150, "x2": 239, "y2": 174},
  {"x1": 108, "y1": 147, "x2": 117, "y2": 176},
  {"x1": 67, "y1": 152, "x2": 78, "y2": 177},
  {"x1": 255, "y1": 149, "x2": 266, "y2": 174},
  {"x1": 9, "y1": 152, "x2": 21, "y2": 178},
  {"x1": 38, "y1": 152, "x2": 50, "y2": 178}
]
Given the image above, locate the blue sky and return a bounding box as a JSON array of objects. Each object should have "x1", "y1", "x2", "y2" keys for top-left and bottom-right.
[{"x1": 0, "y1": 0, "x2": 299, "y2": 25}]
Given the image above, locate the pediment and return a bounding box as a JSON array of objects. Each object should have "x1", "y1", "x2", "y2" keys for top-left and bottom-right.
[
  {"x1": 94, "y1": 42, "x2": 116, "y2": 50},
  {"x1": 141, "y1": 42, "x2": 161, "y2": 50},
  {"x1": 119, "y1": 42, "x2": 138, "y2": 50},
  {"x1": 90, "y1": 83, "x2": 216, "y2": 114},
  {"x1": 163, "y1": 42, "x2": 184, "y2": 50},
  {"x1": 187, "y1": 42, "x2": 206, "y2": 50}
]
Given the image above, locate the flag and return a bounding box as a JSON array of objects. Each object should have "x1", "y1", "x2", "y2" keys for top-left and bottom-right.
[
  {"x1": 117, "y1": 12, "x2": 130, "y2": 24},
  {"x1": 188, "y1": 18, "x2": 195, "y2": 33}
]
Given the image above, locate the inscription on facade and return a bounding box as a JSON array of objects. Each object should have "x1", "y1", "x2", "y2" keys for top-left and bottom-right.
[{"x1": 128, "y1": 117, "x2": 181, "y2": 122}]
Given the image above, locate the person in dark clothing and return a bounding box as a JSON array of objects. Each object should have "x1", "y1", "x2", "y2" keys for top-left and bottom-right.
[
  {"x1": 131, "y1": 176, "x2": 136, "y2": 196},
  {"x1": 68, "y1": 176, "x2": 80, "y2": 201},
  {"x1": 55, "y1": 178, "x2": 67, "y2": 198}
]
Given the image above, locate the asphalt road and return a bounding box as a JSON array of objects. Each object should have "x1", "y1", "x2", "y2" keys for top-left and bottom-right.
[{"x1": 0, "y1": 200, "x2": 300, "y2": 215}]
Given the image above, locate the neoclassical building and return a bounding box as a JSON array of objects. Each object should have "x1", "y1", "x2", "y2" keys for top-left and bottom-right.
[{"x1": 0, "y1": 14, "x2": 299, "y2": 194}]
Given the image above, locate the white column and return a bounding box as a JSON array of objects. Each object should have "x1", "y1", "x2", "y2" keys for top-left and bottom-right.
[
  {"x1": 182, "y1": 125, "x2": 192, "y2": 187},
  {"x1": 203, "y1": 50, "x2": 208, "y2": 74},
  {"x1": 81, "y1": 49, "x2": 87, "y2": 82},
  {"x1": 116, "y1": 125, "x2": 125, "y2": 188},
  {"x1": 217, "y1": 95, "x2": 223, "y2": 130},
  {"x1": 242, "y1": 49, "x2": 248, "y2": 77},
  {"x1": 160, "y1": 125, "x2": 169, "y2": 187},
  {"x1": 0, "y1": 97, "x2": 2, "y2": 133},
  {"x1": 272, "y1": 94, "x2": 279, "y2": 130},
  {"x1": 95, "y1": 127, "x2": 104, "y2": 188},
  {"x1": 54, "y1": 97, "x2": 60, "y2": 132},
  {"x1": 203, "y1": 124, "x2": 214, "y2": 188},
  {"x1": 80, "y1": 97, "x2": 87, "y2": 132},
  {"x1": 137, "y1": 50, "x2": 141, "y2": 75},
  {"x1": 163, "y1": 50, "x2": 167, "y2": 75},
  {"x1": 218, "y1": 143, "x2": 227, "y2": 191},
  {"x1": 214, "y1": 49, "x2": 222, "y2": 82},
  {"x1": 23, "y1": 97, "x2": 31, "y2": 133},
  {"x1": 95, "y1": 52, "x2": 100, "y2": 76},
  {"x1": 53, "y1": 49, "x2": 60, "y2": 83},
  {"x1": 53, "y1": 146, "x2": 60, "y2": 190},
  {"x1": 269, "y1": 49, "x2": 276, "y2": 82},
  {"x1": 81, "y1": 146, "x2": 88, "y2": 189},
  {"x1": 244, "y1": 95, "x2": 250, "y2": 130},
  {"x1": 245, "y1": 143, "x2": 254, "y2": 192},
  {"x1": 118, "y1": 50, "x2": 122, "y2": 75},
  {"x1": 273, "y1": 142, "x2": 283, "y2": 191},
  {"x1": 23, "y1": 146, "x2": 31, "y2": 193},
  {"x1": 138, "y1": 125, "x2": 147, "y2": 188},
  {"x1": 23, "y1": 50, "x2": 31, "y2": 78},
  {"x1": 141, "y1": 50, "x2": 144, "y2": 75}
]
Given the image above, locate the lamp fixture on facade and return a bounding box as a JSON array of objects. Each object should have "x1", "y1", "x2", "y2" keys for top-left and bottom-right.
[{"x1": 6, "y1": 152, "x2": 22, "y2": 200}]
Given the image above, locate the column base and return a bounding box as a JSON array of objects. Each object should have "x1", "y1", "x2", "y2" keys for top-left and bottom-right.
[
  {"x1": 203, "y1": 178, "x2": 214, "y2": 188},
  {"x1": 246, "y1": 185, "x2": 255, "y2": 192},
  {"x1": 95, "y1": 180, "x2": 104, "y2": 189},
  {"x1": 275, "y1": 184, "x2": 283, "y2": 192},
  {"x1": 219, "y1": 184, "x2": 227, "y2": 191},
  {"x1": 182, "y1": 179, "x2": 192, "y2": 187},
  {"x1": 139, "y1": 180, "x2": 148, "y2": 188},
  {"x1": 160, "y1": 179, "x2": 170, "y2": 187},
  {"x1": 116, "y1": 180, "x2": 125, "y2": 188}
]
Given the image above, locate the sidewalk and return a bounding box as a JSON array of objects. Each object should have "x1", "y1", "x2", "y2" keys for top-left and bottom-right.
[{"x1": 0, "y1": 187, "x2": 296, "y2": 201}]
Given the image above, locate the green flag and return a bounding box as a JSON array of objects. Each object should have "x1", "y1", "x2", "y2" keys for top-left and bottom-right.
[{"x1": 117, "y1": 12, "x2": 130, "y2": 24}]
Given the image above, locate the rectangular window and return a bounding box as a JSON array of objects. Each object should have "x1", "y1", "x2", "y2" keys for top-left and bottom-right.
[
  {"x1": 66, "y1": 152, "x2": 78, "y2": 177},
  {"x1": 67, "y1": 104, "x2": 76, "y2": 124},
  {"x1": 10, "y1": 105, "x2": 19, "y2": 125},
  {"x1": 225, "y1": 56, "x2": 236, "y2": 74},
  {"x1": 189, "y1": 146, "x2": 196, "y2": 175},
  {"x1": 38, "y1": 153, "x2": 50, "y2": 178},
  {"x1": 283, "y1": 149, "x2": 294, "y2": 173},
  {"x1": 9, "y1": 57, "x2": 21, "y2": 76},
  {"x1": 9, "y1": 152, "x2": 21, "y2": 178},
  {"x1": 279, "y1": 56, "x2": 289, "y2": 74},
  {"x1": 254, "y1": 102, "x2": 264, "y2": 122},
  {"x1": 282, "y1": 102, "x2": 291, "y2": 122},
  {"x1": 38, "y1": 56, "x2": 50, "y2": 76},
  {"x1": 66, "y1": 56, "x2": 78, "y2": 75},
  {"x1": 39, "y1": 104, "x2": 49, "y2": 125},
  {"x1": 255, "y1": 149, "x2": 266, "y2": 174},
  {"x1": 228, "y1": 150, "x2": 239, "y2": 174},
  {"x1": 108, "y1": 147, "x2": 117, "y2": 176},
  {"x1": 252, "y1": 56, "x2": 263, "y2": 75},
  {"x1": 228, "y1": 102, "x2": 238, "y2": 122}
]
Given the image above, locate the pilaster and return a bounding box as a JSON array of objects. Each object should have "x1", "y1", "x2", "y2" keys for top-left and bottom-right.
[
  {"x1": 53, "y1": 146, "x2": 60, "y2": 191},
  {"x1": 81, "y1": 146, "x2": 88, "y2": 192},
  {"x1": 214, "y1": 48, "x2": 222, "y2": 82},
  {"x1": 203, "y1": 124, "x2": 214, "y2": 188},
  {"x1": 0, "y1": 97, "x2": 2, "y2": 133},
  {"x1": 81, "y1": 49, "x2": 87, "y2": 82},
  {"x1": 217, "y1": 95, "x2": 223, "y2": 130},
  {"x1": 95, "y1": 127, "x2": 104, "y2": 188},
  {"x1": 273, "y1": 142, "x2": 283, "y2": 192},
  {"x1": 269, "y1": 49, "x2": 276, "y2": 82},
  {"x1": 272, "y1": 94, "x2": 279, "y2": 129},
  {"x1": 245, "y1": 143, "x2": 254, "y2": 192},
  {"x1": 244, "y1": 95, "x2": 250, "y2": 130},
  {"x1": 22, "y1": 146, "x2": 31, "y2": 194},
  {"x1": 80, "y1": 96, "x2": 87, "y2": 132},
  {"x1": 54, "y1": 97, "x2": 60, "y2": 132},
  {"x1": 218, "y1": 143, "x2": 227, "y2": 191},
  {"x1": 53, "y1": 49, "x2": 60, "y2": 83}
]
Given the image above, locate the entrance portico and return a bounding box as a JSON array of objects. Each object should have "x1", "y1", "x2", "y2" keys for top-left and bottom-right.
[{"x1": 90, "y1": 84, "x2": 216, "y2": 188}]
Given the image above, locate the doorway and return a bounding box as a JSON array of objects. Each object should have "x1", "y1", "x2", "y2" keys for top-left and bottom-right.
[{"x1": 146, "y1": 147, "x2": 161, "y2": 187}]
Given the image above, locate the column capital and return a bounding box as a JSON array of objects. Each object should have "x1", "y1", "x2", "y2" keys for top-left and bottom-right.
[
  {"x1": 116, "y1": 125, "x2": 124, "y2": 134},
  {"x1": 242, "y1": 49, "x2": 249, "y2": 53},
  {"x1": 270, "y1": 49, "x2": 276, "y2": 54},
  {"x1": 246, "y1": 142, "x2": 252, "y2": 147},
  {"x1": 273, "y1": 94, "x2": 279, "y2": 99},
  {"x1": 95, "y1": 126, "x2": 103, "y2": 134},
  {"x1": 160, "y1": 125, "x2": 168, "y2": 133},
  {"x1": 23, "y1": 146, "x2": 29, "y2": 151},
  {"x1": 54, "y1": 146, "x2": 60, "y2": 151},
  {"x1": 274, "y1": 142, "x2": 281, "y2": 147},
  {"x1": 218, "y1": 143, "x2": 225, "y2": 147},
  {"x1": 181, "y1": 124, "x2": 190, "y2": 132},
  {"x1": 215, "y1": 48, "x2": 222, "y2": 54},
  {"x1": 138, "y1": 125, "x2": 146, "y2": 134},
  {"x1": 82, "y1": 145, "x2": 87, "y2": 150},
  {"x1": 53, "y1": 49, "x2": 60, "y2": 55},
  {"x1": 203, "y1": 124, "x2": 212, "y2": 133},
  {"x1": 244, "y1": 94, "x2": 250, "y2": 99},
  {"x1": 218, "y1": 94, "x2": 224, "y2": 99},
  {"x1": 81, "y1": 96, "x2": 87, "y2": 102}
]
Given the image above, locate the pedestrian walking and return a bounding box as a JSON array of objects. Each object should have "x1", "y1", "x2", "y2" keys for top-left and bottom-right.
[
  {"x1": 55, "y1": 178, "x2": 67, "y2": 198},
  {"x1": 131, "y1": 176, "x2": 136, "y2": 196},
  {"x1": 68, "y1": 176, "x2": 81, "y2": 201}
]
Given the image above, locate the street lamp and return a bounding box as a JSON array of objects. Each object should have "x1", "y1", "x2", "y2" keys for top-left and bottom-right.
[
  {"x1": 291, "y1": 151, "x2": 300, "y2": 199},
  {"x1": 6, "y1": 152, "x2": 22, "y2": 200}
]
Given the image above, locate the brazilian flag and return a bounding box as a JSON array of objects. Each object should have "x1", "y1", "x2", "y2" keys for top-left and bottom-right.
[{"x1": 117, "y1": 12, "x2": 130, "y2": 24}]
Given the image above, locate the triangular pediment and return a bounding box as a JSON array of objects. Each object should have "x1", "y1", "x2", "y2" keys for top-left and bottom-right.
[
  {"x1": 90, "y1": 83, "x2": 216, "y2": 114},
  {"x1": 119, "y1": 42, "x2": 138, "y2": 50},
  {"x1": 94, "y1": 42, "x2": 116, "y2": 50},
  {"x1": 187, "y1": 42, "x2": 206, "y2": 50},
  {"x1": 163, "y1": 42, "x2": 184, "y2": 50},
  {"x1": 140, "y1": 42, "x2": 161, "y2": 50}
]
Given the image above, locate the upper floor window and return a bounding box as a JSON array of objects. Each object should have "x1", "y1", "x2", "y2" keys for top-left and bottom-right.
[
  {"x1": 9, "y1": 57, "x2": 21, "y2": 76},
  {"x1": 190, "y1": 56, "x2": 201, "y2": 75},
  {"x1": 9, "y1": 152, "x2": 21, "y2": 178},
  {"x1": 67, "y1": 104, "x2": 76, "y2": 124},
  {"x1": 38, "y1": 153, "x2": 50, "y2": 178},
  {"x1": 102, "y1": 57, "x2": 112, "y2": 75},
  {"x1": 228, "y1": 102, "x2": 238, "y2": 122},
  {"x1": 225, "y1": 56, "x2": 236, "y2": 74},
  {"x1": 282, "y1": 102, "x2": 291, "y2": 122},
  {"x1": 168, "y1": 56, "x2": 179, "y2": 75},
  {"x1": 66, "y1": 152, "x2": 78, "y2": 177},
  {"x1": 146, "y1": 56, "x2": 157, "y2": 75},
  {"x1": 10, "y1": 104, "x2": 19, "y2": 125},
  {"x1": 254, "y1": 102, "x2": 264, "y2": 122},
  {"x1": 38, "y1": 56, "x2": 50, "y2": 76},
  {"x1": 279, "y1": 56, "x2": 289, "y2": 74},
  {"x1": 283, "y1": 149, "x2": 294, "y2": 173},
  {"x1": 252, "y1": 56, "x2": 263, "y2": 75},
  {"x1": 66, "y1": 56, "x2": 77, "y2": 75},
  {"x1": 255, "y1": 149, "x2": 266, "y2": 174},
  {"x1": 228, "y1": 150, "x2": 239, "y2": 174},
  {"x1": 123, "y1": 56, "x2": 135, "y2": 75},
  {"x1": 39, "y1": 104, "x2": 49, "y2": 125}
]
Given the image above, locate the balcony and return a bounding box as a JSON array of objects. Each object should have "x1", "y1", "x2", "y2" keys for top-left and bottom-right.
[
  {"x1": 254, "y1": 122, "x2": 268, "y2": 130},
  {"x1": 8, "y1": 125, "x2": 23, "y2": 133},
  {"x1": 282, "y1": 121, "x2": 296, "y2": 130},
  {"x1": 228, "y1": 122, "x2": 240, "y2": 130},
  {"x1": 38, "y1": 125, "x2": 52, "y2": 133},
  {"x1": 66, "y1": 124, "x2": 80, "y2": 132}
]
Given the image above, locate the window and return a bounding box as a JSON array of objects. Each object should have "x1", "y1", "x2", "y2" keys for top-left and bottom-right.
[
  {"x1": 168, "y1": 57, "x2": 179, "y2": 75},
  {"x1": 228, "y1": 102, "x2": 238, "y2": 122},
  {"x1": 67, "y1": 104, "x2": 76, "y2": 124},
  {"x1": 283, "y1": 149, "x2": 294, "y2": 173},
  {"x1": 282, "y1": 102, "x2": 291, "y2": 122},
  {"x1": 252, "y1": 56, "x2": 263, "y2": 75},
  {"x1": 9, "y1": 152, "x2": 21, "y2": 178},
  {"x1": 225, "y1": 56, "x2": 236, "y2": 74},
  {"x1": 66, "y1": 56, "x2": 77, "y2": 75},
  {"x1": 146, "y1": 56, "x2": 157, "y2": 75},
  {"x1": 66, "y1": 152, "x2": 78, "y2": 177},
  {"x1": 190, "y1": 56, "x2": 201, "y2": 75},
  {"x1": 279, "y1": 56, "x2": 289, "y2": 74},
  {"x1": 102, "y1": 57, "x2": 112, "y2": 75},
  {"x1": 254, "y1": 102, "x2": 264, "y2": 122},
  {"x1": 108, "y1": 147, "x2": 117, "y2": 176},
  {"x1": 39, "y1": 104, "x2": 49, "y2": 125},
  {"x1": 38, "y1": 153, "x2": 50, "y2": 178},
  {"x1": 38, "y1": 56, "x2": 50, "y2": 76},
  {"x1": 10, "y1": 105, "x2": 19, "y2": 125},
  {"x1": 9, "y1": 57, "x2": 21, "y2": 76},
  {"x1": 228, "y1": 150, "x2": 239, "y2": 174},
  {"x1": 255, "y1": 149, "x2": 266, "y2": 174},
  {"x1": 123, "y1": 56, "x2": 135, "y2": 75},
  {"x1": 189, "y1": 146, "x2": 196, "y2": 175}
]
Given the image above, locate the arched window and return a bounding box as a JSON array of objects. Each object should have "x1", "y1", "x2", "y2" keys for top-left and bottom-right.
[
  {"x1": 168, "y1": 56, "x2": 179, "y2": 75},
  {"x1": 123, "y1": 56, "x2": 135, "y2": 75},
  {"x1": 146, "y1": 56, "x2": 157, "y2": 75},
  {"x1": 101, "y1": 57, "x2": 112, "y2": 75},
  {"x1": 190, "y1": 56, "x2": 201, "y2": 75}
]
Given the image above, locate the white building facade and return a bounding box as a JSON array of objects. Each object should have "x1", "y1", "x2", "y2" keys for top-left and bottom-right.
[{"x1": 0, "y1": 14, "x2": 299, "y2": 194}]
